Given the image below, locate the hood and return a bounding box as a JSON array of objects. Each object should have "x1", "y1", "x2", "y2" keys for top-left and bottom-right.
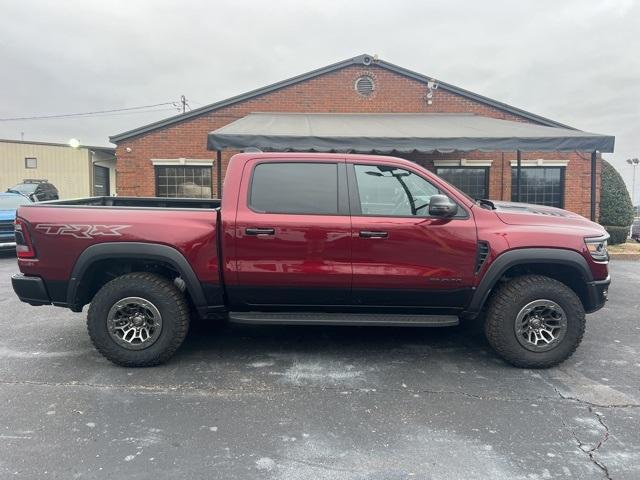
[
  {"x1": 0, "y1": 209, "x2": 18, "y2": 222},
  {"x1": 490, "y1": 201, "x2": 605, "y2": 233}
]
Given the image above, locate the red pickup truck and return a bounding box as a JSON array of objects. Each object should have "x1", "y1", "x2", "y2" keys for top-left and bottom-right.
[{"x1": 11, "y1": 153, "x2": 610, "y2": 368}]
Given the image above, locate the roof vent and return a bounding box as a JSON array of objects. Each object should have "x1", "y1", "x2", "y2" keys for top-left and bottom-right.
[{"x1": 355, "y1": 75, "x2": 375, "y2": 97}]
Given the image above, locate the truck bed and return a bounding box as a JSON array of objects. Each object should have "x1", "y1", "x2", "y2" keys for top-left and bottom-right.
[{"x1": 15, "y1": 196, "x2": 222, "y2": 310}]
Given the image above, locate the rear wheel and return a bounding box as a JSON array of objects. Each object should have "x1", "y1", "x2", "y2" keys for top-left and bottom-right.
[
  {"x1": 484, "y1": 275, "x2": 585, "y2": 368},
  {"x1": 87, "y1": 272, "x2": 190, "y2": 367}
]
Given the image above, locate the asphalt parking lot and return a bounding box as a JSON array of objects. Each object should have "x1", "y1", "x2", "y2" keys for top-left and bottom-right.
[{"x1": 0, "y1": 254, "x2": 638, "y2": 480}]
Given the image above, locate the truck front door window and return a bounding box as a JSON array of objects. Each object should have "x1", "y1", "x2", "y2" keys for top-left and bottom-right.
[{"x1": 354, "y1": 164, "x2": 440, "y2": 216}]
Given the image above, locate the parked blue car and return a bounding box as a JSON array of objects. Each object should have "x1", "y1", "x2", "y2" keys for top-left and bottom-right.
[{"x1": 0, "y1": 192, "x2": 32, "y2": 251}]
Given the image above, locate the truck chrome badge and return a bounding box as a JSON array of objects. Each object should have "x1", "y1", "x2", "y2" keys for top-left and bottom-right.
[{"x1": 35, "y1": 224, "x2": 130, "y2": 239}]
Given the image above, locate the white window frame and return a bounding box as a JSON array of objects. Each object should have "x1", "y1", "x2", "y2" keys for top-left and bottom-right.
[
  {"x1": 509, "y1": 159, "x2": 569, "y2": 167},
  {"x1": 433, "y1": 158, "x2": 493, "y2": 167},
  {"x1": 151, "y1": 158, "x2": 214, "y2": 166}
]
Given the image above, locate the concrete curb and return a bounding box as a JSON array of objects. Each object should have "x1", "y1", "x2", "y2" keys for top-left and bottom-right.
[{"x1": 609, "y1": 253, "x2": 640, "y2": 261}]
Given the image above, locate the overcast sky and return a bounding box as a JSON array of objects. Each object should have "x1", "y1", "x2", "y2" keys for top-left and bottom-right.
[{"x1": 1, "y1": 0, "x2": 639, "y2": 200}]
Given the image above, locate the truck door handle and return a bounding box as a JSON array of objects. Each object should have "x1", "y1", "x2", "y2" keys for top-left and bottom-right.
[
  {"x1": 245, "y1": 227, "x2": 275, "y2": 236},
  {"x1": 359, "y1": 230, "x2": 388, "y2": 239}
]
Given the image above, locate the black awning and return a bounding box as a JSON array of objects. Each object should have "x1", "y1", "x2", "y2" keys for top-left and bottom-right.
[{"x1": 207, "y1": 112, "x2": 615, "y2": 153}]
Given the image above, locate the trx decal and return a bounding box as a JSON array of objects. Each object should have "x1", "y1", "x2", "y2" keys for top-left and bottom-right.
[{"x1": 35, "y1": 224, "x2": 130, "y2": 239}]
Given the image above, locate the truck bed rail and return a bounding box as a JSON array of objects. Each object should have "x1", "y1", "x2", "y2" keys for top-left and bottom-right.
[{"x1": 22, "y1": 196, "x2": 221, "y2": 210}]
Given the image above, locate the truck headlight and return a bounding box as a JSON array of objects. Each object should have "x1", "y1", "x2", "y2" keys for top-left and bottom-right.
[{"x1": 585, "y1": 235, "x2": 609, "y2": 262}]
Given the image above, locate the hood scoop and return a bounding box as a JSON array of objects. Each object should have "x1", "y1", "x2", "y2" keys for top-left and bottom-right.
[
  {"x1": 491, "y1": 201, "x2": 572, "y2": 217},
  {"x1": 487, "y1": 200, "x2": 592, "y2": 227}
]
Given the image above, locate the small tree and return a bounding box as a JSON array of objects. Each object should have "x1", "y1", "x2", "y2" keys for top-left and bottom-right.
[{"x1": 599, "y1": 159, "x2": 635, "y2": 244}]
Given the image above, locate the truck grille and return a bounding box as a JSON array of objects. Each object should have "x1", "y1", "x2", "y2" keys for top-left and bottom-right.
[
  {"x1": 0, "y1": 221, "x2": 14, "y2": 234},
  {"x1": 475, "y1": 241, "x2": 490, "y2": 274}
]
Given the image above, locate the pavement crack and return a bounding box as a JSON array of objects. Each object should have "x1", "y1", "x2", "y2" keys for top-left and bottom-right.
[
  {"x1": 410, "y1": 388, "x2": 484, "y2": 400},
  {"x1": 0, "y1": 378, "x2": 637, "y2": 414},
  {"x1": 275, "y1": 456, "x2": 364, "y2": 474},
  {"x1": 0, "y1": 378, "x2": 547, "y2": 403},
  {"x1": 549, "y1": 400, "x2": 612, "y2": 480},
  {"x1": 546, "y1": 377, "x2": 639, "y2": 409},
  {"x1": 586, "y1": 408, "x2": 612, "y2": 479},
  {"x1": 589, "y1": 408, "x2": 611, "y2": 454},
  {"x1": 0, "y1": 379, "x2": 247, "y2": 396}
]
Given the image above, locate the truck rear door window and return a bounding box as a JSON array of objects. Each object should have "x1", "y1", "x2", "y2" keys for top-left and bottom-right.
[{"x1": 250, "y1": 162, "x2": 339, "y2": 214}]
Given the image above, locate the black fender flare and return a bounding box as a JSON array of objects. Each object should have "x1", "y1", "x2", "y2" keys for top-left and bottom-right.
[
  {"x1": 66, "y1": 242, "x2": 207, "y2": 310},
  {"x1": 466, "y1": 248, "x2": 593, "y2": 314}
]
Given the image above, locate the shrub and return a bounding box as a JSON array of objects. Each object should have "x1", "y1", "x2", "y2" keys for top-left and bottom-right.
[
  {"x1": 599, "y1": 160, "x2": 634, "y2": 244},
  {"x1": 604, "y1": 225, "x2": 629, "y2": 245}
]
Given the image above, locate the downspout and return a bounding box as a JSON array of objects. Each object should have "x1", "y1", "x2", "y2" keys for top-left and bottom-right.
[
  {"x1": 216, "y1": 150, "x2": 222, "y2": 198},
  {"x1": 590, "y1": 151, "x2": 597, "y2": 221},
  {"x1": 89, "y1": 149, "x2": 94, "y2": 196},
  {"x1": 515, "y1": 150, "x2": 522, "y2": 202},
  {"x1": 500, "y1": 152, "x2": 505, "y2": 200}
]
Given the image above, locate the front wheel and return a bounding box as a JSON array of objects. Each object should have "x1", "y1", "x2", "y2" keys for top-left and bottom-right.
[
  {"x1": 87, "y1": 272, "x2": 190, "y2": 367},
  {"x1": 484, "y1": 275, "x2": 585, "y2": 368}
]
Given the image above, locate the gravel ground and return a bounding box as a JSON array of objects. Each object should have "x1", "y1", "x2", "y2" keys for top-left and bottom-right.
[{"x1": 0, "y1": 253, "x2": 638, "y2": 479}]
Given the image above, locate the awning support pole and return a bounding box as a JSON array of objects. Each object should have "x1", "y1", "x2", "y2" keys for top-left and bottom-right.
[
  {"x1": 590, "y1": 151, "x2": 597, "y2": 221},
  {"x1": 516, "y1": 150, "x2": 522, "y2": 202},
  {"x1": 216, "y1": 150, "x2": 222, "y2": 198}
]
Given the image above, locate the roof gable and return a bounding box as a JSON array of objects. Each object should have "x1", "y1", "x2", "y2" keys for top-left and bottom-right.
[{"x1": 110, "y1": 54, "x2": 575, "y2": 143}]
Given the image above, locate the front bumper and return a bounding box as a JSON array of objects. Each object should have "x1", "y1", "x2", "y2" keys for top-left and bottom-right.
[
  {"x1": 11, "y1": 274, "x2": 52, "y2": 306},
  {"x1": 585, "y1": 275, "x2": 610, "y2": 313}
]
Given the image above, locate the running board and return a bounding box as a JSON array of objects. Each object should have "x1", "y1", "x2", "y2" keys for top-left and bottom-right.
[{"x1": 228, "y1": 312, "x2": 459, "y2": 327}]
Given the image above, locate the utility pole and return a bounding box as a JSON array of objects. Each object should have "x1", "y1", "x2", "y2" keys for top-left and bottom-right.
[
  {"x1": 627, "y1": 158, "x2": 639, "y2": 210},
  {"x1": 180, "y1": 95, "x2": 187, "y2": 113}
]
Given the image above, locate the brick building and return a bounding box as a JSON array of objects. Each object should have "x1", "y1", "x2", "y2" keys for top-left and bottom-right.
[{"x1": 110, "y1": 54, "x2": 614, "y2": 219}]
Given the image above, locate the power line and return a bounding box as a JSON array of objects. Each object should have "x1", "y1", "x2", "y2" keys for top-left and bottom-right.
[
  {"x1": 0, "y1": 101, "x2": 180, "y2": 122},
  {"x1": 17, "y1": 107, "x2": 180, "y2": 120},
  {"x1": 66, "y1": 107, "x2": 181, "y2": 119}
]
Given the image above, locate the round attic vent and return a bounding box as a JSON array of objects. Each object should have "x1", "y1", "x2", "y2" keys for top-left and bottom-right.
[{"x1": 355, "y1": 75, "x2": 375, "y2": 97}]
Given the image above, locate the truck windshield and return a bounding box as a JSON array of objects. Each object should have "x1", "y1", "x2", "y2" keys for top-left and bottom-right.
[
  {"x1": 0, "y1": 195, "x2": 31, "y2": 209},
  {"x1": 8, "y1": 184, "x2": 37, "y2": 194}
]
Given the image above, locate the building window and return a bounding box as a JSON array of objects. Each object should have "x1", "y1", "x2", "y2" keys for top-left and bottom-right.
[
  {"x1": 25, "y1": 157, "x2": 37, "y2": 169},
  {"x1": 511, "y1": 167, "x2": 565, "y2": 208},
  {"x1": 436, "y1": 167, "x2": 489, "y2": 200},
  {"x1": 155, "y1": 165, "x2": 212, "y2": 198}
]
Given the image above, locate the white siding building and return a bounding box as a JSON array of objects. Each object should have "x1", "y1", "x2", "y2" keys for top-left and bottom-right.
[{"x1": 0, "y1": 139, "x2": 116, "y2": 199}]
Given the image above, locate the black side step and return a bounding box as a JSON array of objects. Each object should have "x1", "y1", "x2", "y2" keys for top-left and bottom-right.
[{"x1": 228, "y1": 312, "x2": 459, "y2": 327}]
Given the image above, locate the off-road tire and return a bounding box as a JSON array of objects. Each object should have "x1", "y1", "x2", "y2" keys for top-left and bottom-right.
[
  {"x1": 484, "y1": 274, "x2": 585, "y2": 368},
  {"x1": 87, "y1": 272, "x2": 190, "y2": 367}
]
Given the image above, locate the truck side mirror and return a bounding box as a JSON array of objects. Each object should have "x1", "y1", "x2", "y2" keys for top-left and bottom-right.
[{"x1": 429, "y1": 194, "x2": 458, "y2": 218}]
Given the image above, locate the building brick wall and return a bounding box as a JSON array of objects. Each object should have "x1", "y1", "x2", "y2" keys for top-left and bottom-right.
[{"x1": 114, "y1": 63, "x2": 599, "y2": 218}]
